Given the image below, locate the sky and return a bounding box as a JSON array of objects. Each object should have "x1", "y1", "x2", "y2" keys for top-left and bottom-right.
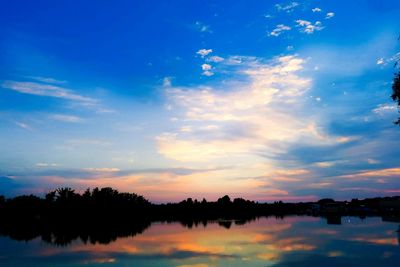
[{"x1": 0, "y1": 0, "x2": 400, "y2": 202}]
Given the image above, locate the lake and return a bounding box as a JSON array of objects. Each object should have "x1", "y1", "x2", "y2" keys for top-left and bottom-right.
[{"x1": 1, "y1": 216, "x2": 399, "y2": 266}]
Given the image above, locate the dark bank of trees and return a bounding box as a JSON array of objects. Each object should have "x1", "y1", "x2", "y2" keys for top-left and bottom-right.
[{"x1": 1, "y1": 187, "x2": 400, "y2": 246}]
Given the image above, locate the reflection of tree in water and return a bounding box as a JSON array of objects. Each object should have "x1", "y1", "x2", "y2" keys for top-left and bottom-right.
[{"x1": 0, "y1": 219, "x2": 152, "y2": 246}]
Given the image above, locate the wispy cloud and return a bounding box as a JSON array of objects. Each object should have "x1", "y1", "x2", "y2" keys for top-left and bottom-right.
[
  {"x1": 27, "y1": 76, "x2": 67, "y2": 84},
  {"x1": 2, "y1": 80, "x2": 96, "y2": 104},
  {"x1": 36, "y1": 163, "x2": 59, "y2": 167},
  {"x1": 14, "y1": 121, "x2": 32, "y2": 130},
  {"x1": 275, "y1": 2, "x2": 299, "y2": 13},
  {"x1": 83, "y1": 167, "x2": 120, "y2": 173},
  {"x1": 372, "y1": 103, "x2": 397, "y2": 115},
  {"x1": 312, "y1": 7, "x2": 322, "y2": 12},
  {"x1": 269, "y1": 24, "x2": 291, "y2": 37},
  {"x1": 50, "y1": 114, "x2": 85, "y2": 123},
  {"x1": 194, "y1": 21, "x2": 211, "y2": 33}
]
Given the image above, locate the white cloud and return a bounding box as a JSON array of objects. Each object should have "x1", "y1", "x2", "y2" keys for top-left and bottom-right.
[
  {"x1": 50, "y1": 114, "x2": 84, "y2": 123},
  {"x1": 312, "y1": 7, "x2": 322, "y2": 12},
  {"x1": 372, "y1": 103, "x2": 396, "y2": 115},
  {"x1": 202, "y1": 70, "x2": 214, "y2": 76},
  {"x1": 201, "y1": 64, "x2": 212, "y2": 71},
  {"x1": 275, "y1": 2, "x2": 299, "y2": 13},
  {"x1": 295, "y1": 20, "x2": 324, "y2": 34},
  {"x1": 269, "y1": 24, "x2": 291, "y2": 37},
  {"x1": 158, "y1": 55, "x2": 351, "y2": 163},
  {"x1": 376, "y1": 58, "x2": 385, "y2": 65},
  {"x1": 196, "y1": 49, "x2": 213, "y2": 57},
  {"x1": 326, "y1": 12, "x2": 335, "y2": 19},
  {"x1": 201, "y1": 64, "x2": 214, "y2": 76},
  {"x1": 206, "y1": 56, "x2": 224, "y2": 63},
  {"x1": 2, "y1": 80, "x2": 97, "y2": 104}
]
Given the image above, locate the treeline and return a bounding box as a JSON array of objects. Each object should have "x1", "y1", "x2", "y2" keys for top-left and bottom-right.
[
  {"x1": 1, "y1": 187, "x2": 400, "y2": 246},
  {"x1": 1, "y1": 187, "x2": 400, "y2": 222},
  {"x1": 0, "y1": 187, "x2": 312, "y2": 222}
]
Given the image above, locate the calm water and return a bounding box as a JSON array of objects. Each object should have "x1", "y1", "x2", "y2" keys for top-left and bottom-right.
[{"x1": 1, "y1": 216, "x2": 400, "y2": 266}]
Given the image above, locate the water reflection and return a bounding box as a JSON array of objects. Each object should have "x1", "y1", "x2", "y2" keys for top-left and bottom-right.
[{"x1": 1, "y1": 216, "x2": 400, "y2": 266}]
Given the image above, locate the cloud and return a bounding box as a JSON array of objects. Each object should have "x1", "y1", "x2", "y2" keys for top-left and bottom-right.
[
  {"x1": 269, "y1": 24, "x2": 291, "y2": 37},
  {"x1": 367, "y1": 159, "x2": 379, "y2": 164},
  {"x1": 295, "y1": 20, "x2": 324, "y2": 34},
  {"x1": 163, "y1": 77, "x2": 173, "y2": 87},
  {"x1": 196, "y1": 49, "x2": 213, "y2": 58},
  {"x1": 158, "y1": 55, "x2": 351, "y2": 163},
  {"x1": 372, "y1": 103, "x2": 396, "y2": 115},
  {"x1": 314, "y1": 162, "x2": 336, "y2": 168},
  {"x1": 325, "y1": 12, "x2": 335, "y2": 19},
  {"x1": 36, "y1": 163, "x2": 59, "y2": 167},
  {"x1": 202, "y1": 71, "x2": 214, "y2": 76},
  {"x1": 206, "y1": 56, "x2": 224, "y2": 63},
  {"x1": 312, "y1": 7, "x2": 322, "y2": 12},
  {"x1": 50, "y1": 114, "x2": 84, "y2": 123},
  {"x1": 275, "y1": 2, "x2": 299, "y2": 13},
  {"x1": 27, "y1": 76, "x2": 67, "y2": 84},
  {"x1": 376, "y1": 58, "x2": 384, "y2": 65},
  {"x1": 2, "y1": 78, "x2": 113, "y2": 113},
  {"x1": 201, "y1": 64, "x2": 212, "y2": 71},
  {"x1": 194, "y1": 21, "x2": 211, "y2": 33},
  {"x1": 2, "y1": 80, "x2": 97, "y2": 104},
  {"x1": 341, "y1": 168, "x2": 400, "y2": 179},
  {"x1": 14, "y1": 121, "x2": 32, "y2": 130},
  {"x1": 83, "y1": 167, "x2": 120, "y2": 173},
  {"x1": 201, "y1": 64, "x2": 214, "y2": 76}
]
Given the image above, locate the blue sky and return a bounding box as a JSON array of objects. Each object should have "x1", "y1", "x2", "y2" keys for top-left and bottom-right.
[{"x1": 1, "y1": 0, "x2": 400, "y2": 202}]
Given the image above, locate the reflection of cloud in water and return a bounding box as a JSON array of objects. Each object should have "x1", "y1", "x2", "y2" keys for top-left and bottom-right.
[{"x1": 1, "y1": 216, "x2": 400, "y2": 266}]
